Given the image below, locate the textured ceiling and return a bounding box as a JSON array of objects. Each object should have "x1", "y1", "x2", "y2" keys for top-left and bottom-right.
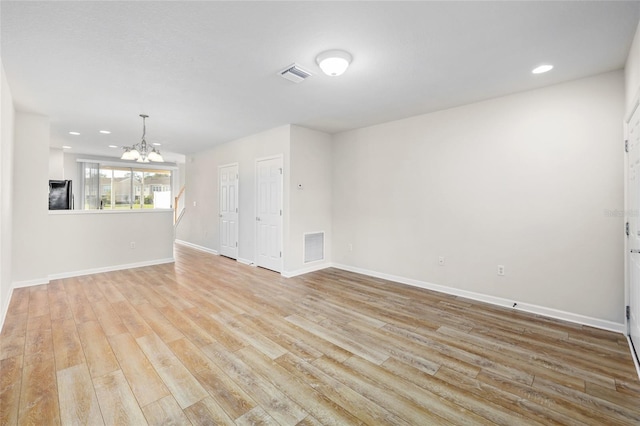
[{"x1": 1, "y1": 1, "x2": 639, "y2": 160}]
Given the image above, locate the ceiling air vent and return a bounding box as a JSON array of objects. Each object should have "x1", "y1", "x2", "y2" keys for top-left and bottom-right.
[{"x1": 279, "y1": 63, "x2": 312, "y2": 83}]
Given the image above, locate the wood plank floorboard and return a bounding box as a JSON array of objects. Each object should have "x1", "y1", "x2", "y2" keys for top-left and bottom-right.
[
  {"x1": 0, "y1": 243, "x2": 639, "y2": 425},
  {"x1": 56, "y1": 363, "x2": 103, "y2": 425}
]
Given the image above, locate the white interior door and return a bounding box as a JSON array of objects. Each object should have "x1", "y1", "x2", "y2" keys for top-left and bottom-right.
[
  {"x1": 219, "y1": 164, "x2": 238, "y2": 259},
  {"x1": 627, "y1": 99, "x2": 640, "y2": 365},
  {"x1": 256, "y1": 157, "x2": 283, "y2": 272}
]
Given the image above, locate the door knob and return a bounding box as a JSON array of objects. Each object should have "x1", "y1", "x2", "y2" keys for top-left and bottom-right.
[{"x1": 631, "y1": 249, "x2": 640, "y2": 253}]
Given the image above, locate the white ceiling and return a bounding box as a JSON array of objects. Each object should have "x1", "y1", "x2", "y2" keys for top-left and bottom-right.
[{"x1": 2, "y1": 1, "x2": 639, "y2": 160}]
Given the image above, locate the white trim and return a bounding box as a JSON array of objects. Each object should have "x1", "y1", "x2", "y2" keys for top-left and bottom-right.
[
  {"x1": 625, "y1": 88, "x2": 640, "y2": 123},
  {"x1": 254, "y1": 154, "x2": 284, "y2": 163},
  {"x1": 331, "y1": 263, "x2": 626, "y2": 334},
  {"x1": 12, "y1": 277, "x2": 50, "y2": 288},
  {"x1": 175, "y1": 239, "x2": 219, "y2": 255},
  {"x1": 218, "y1": 162, "x2": 240, "y2": 169},
  {"x1": 626, "y1": 335, "x2": 640, "y2": 380},
  {"x1": 513, "y1": 301, "x2": 625, "y2": 334},
  {"x1": 0, "y1": 286, "x2": 14, "y2": 334},
  {"x1": 237, "y1": 258, "x2": 255, "y2": 266},
  {"x1": 48, "y1": 258, "x2": 175, "y2": 280},
  {"x1": 624, "y1": 120, "x2": 630, "y2": 339},
  {"x1": 625, "y1": 87, "x2": 640, "y2": 372},
  {"x1": 2, "y1": 277, "x2": 51, "y2": 331},
  {"x1": 282, "y1": 262, "x2": 331, "y2": 278}
]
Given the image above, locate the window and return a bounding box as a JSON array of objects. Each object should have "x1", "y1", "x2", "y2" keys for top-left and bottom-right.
[
  {"x1": 83, "y1": 162, "x2": 99, "y2": 209},
  {"x1": 79, "y1": 162, "x2": 173, "y2": 210},
  {"x1": 100, "y1": 166, "x2": 131, "y2": 209}
]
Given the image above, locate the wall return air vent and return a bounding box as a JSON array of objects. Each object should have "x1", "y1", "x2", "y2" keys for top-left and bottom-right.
[
  {"x1": 304, "y1": 232, "x2": 324, "y2": 263},
  {"x1": 279, "y1": 63, "x2": 312, "y2": 83}
]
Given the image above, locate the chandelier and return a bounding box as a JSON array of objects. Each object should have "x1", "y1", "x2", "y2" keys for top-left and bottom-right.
[{"x1": 121, "y1": 114, "x2": 164, "y2": 162}]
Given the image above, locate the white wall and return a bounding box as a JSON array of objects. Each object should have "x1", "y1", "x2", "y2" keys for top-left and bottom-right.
[
  {"x1": 176, "y1": 125, "x2": 290, "y2": 264},
  {"x1": 0, "y1": 61, "x2": 15, "y2": 329},
  {"x1": 177, "y1": 162, "x2": 186, "y2": 192},
  {"x1": 49, "y1": 148, "x2": 64, "y2": 180},
  {"x1": 62, "y1": 151, "x2": 81, "y2": 208},
  {"x1": 12, "y1": 112, "x2": 50, "y2": 285},
  {"x1": 48, "y1": 210, "x2": 174, "y2": 277},
  {"x1": 286, "y1": 125, "x2": 333, "y2": 275},
  {"x1": 626, "y1": 19, "x2": 640, "y2": 114},
  {"x1": 332, "y1": 71, "x2": 625, "y2": 324}
]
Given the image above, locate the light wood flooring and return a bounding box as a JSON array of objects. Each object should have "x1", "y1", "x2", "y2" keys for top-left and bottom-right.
[{"x1": 1, "y1": 244, "x2": 640, "y2": 425}]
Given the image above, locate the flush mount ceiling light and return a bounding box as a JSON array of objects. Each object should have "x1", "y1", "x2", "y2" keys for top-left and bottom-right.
[
  {"x1": 99, "y1": 130, "x2": 111, "y2": 134},
  {"x1": 316, "y1": 50, "x2": 352, "y2": 76},
  {"x1": 532, "y1": 64, "x2": 554, "y2": 74},
  {"x1": 121, "y1": 114, "x2": 164, "y2": 163},
  {"x1": 69, "y1": 131, "x2": 80, "y2": 135}
]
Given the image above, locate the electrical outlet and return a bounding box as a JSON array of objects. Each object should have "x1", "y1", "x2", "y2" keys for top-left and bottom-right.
[
  {"x1": 438, "y1": 256, "x2": 445, "y2": 266},
  {"x1": 130, "y1": 242, "x2": 136, "y2": 249},
  {"x1": 193, "y1": 201, "x2": 197, "y2": 207},
  {"x1": 497, "y1": 265, "x2": 505, "y2": 276},
  {"x1": 348, "y1": 243, "x2": 353, "y2": 252}
]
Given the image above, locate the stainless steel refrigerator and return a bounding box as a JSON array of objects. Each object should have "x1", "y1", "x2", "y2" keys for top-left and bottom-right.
[{"x1": 49, "y1": 180, "x2": 73, "y2": 210}]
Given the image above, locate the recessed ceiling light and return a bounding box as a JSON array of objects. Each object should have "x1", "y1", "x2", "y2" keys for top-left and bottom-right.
[
  {"x1": 68, "y1": 131, "x2": 80, "y2": 135},
  {"x1": 62, "y1": 145, "x2": 72, "y2": 149},
  {"x1": 152, "y1": 142, "x2": 161, "y2": 146},
  {"x1": 108, "y1": 145, "x2": 118, "y2": 148},
  {"x1": 99, "y1": 130, "x2": 111, "y2": 134},
  {"x1": 532, "y1": 64, "x2": 553, "y2": 74}
]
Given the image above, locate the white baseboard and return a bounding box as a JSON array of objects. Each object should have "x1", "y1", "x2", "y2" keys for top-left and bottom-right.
[
  {"x1": 12, "y1": 277, "x2": 50, "y2": 288},
  {"x1": 512, "y1": 301, "x2": 625, "y2": 334},
  {"x1": 175, "y1": 239, "x2": 219, "y2": 255},
  {"x1": 174, "y1": 240, "x2": 254, "y2": 266},
  {"x1": 174, "y1": 242, "x2": 329, "y2": 276},
  {"x1": 0, "y1": 286, "x2": 14, "y2": 334},
  {"x1": 331, "y1": 263, "x2": 625, "y2": 334},
  {"x1": 282, "y1": 262, "x2": 332, "y2": 278},
  {"x1": 2, "y1": 278, "x2": 47, "y2": 333},
  {"x1": 48, "y1": 258, "x2": 175, "y2": 281}
]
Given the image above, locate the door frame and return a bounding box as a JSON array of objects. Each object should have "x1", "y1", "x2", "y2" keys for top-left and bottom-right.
[
  {"x1": 218, "y1": 162, "x2": 239, "y2": 259},
  {"x1": 625, "y1": 91, "x2": 640, "y2": 378},
  {"x1": 254, "y1": 154, "x2": 284, "y2": 273}
]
